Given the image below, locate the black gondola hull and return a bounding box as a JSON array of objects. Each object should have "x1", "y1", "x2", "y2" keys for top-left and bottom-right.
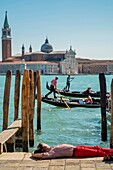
[
  {"x1": 56, "y1": 91, "x2": 101, "y2": 98},
  {"x1": 42, "y1": 97, "x2": 101, "y2": 108}
]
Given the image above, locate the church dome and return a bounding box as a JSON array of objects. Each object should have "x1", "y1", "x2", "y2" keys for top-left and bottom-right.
[{"x1": 41, "y1": 38, "x2": 53, "y2": 53}]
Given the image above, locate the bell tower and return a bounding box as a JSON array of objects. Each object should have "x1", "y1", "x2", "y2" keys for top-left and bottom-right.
[{"x1": 2, "y1": 11, "x2": 12, "y2": 62}]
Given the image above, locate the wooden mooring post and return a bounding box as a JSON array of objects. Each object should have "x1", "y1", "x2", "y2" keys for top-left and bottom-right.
[
  {"x1": 110, "y1": 79, "x2": 113, "y2": 148},
  {"x1": 29, "y1": 70, "x2": 34, "y2": 147},
  {"x1": 14, "y1": 70, "x2": 21, "y2": 120},
  {"x1": 34, "y1": 71, "x2": 37, "y2": 104},
  {"x1": 3, "y1": 70, "x2": 12, "y2": 130},
  {"x1": 36, "y1": 70, "x2": 41, "y2": 130},
  {"x1": 22, "y1": 69, "x2": 29, "y2": 152},
  {"x1": 99, "y1": 73, "x2": 107, "y2": 141}
]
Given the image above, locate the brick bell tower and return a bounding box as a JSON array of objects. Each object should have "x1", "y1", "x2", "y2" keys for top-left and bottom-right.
[{"x1": 2, "y1": 11, "x2": 12, "y2": 62}]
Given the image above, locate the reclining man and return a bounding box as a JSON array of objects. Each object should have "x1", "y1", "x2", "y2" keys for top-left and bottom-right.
[{"x1": 32, "y1": 143, "x2": 113, "y2": 160}]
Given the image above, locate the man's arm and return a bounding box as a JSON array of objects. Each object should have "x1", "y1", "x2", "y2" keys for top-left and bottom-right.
[{"x1": 32, "y1": 152, "x2": 42, "y2": 159}]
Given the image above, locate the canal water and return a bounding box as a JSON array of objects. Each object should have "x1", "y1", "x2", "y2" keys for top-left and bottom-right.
[{"x1": 0, "y1": 74, "x2": 112, "y2": 151}]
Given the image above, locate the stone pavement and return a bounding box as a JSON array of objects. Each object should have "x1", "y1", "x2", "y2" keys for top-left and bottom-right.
[{"x1": 0, "y1": 152, "x2": 113, "y2": 170}]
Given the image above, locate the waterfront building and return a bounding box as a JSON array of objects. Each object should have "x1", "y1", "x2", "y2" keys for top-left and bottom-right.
[
  {"x1": 107, "y1": 64, "x2": 113, "y2": 74},
  {"x1": 0, "y1": 61, "x2": 58, "y2": 75},
  {"x1": 60, "y1": 46, "x2": 78, "y2": 74},
  {"x1": 77, "y1": 59, "x2": 113, "y2": 74}
]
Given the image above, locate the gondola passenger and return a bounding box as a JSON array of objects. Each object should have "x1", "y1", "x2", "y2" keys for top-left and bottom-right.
[{"x1": 82, "y1": 87, "x2": 94, "y2": 95}]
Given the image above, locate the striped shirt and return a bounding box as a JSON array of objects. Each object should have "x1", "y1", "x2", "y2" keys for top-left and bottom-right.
[
  {"x1": 41, "y1": 144, "x2": 74, "y2": 159},
  {"x1": 51, "y1": 79, "x2": 57, "y2": 88}
]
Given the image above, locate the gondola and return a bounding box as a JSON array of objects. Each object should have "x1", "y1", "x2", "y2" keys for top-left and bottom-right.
[
  {"x1": 41, "y1": 96, "x2": 101, "y2": 108},
  {"x1": 56, "y1": 90, "x2": 101, "y2": 98},
  {"x1": 46, "y1": 81, "x2": 101, "y2": 98}
]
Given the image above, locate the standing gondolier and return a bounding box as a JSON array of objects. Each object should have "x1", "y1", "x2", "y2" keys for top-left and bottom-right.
[
  {"x1": 65, "y1": 75, "x2": 74, "y2": 91},
  {"x1": 45, "y1": 76, "x2": 58, "y2": 98}
]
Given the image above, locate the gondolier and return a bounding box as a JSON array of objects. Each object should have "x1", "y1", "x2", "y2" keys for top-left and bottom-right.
[
  {"x1": 64, "y1": 75, "x2": 74, "y2": 91},
  {"x1": 45, "y1": 76, "x2": 58, "y2": 98}
]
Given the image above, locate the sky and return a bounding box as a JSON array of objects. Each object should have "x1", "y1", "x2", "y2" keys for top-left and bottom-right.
[{"x1": 0, "y1": 0, "x2": 113, "y2": 61}]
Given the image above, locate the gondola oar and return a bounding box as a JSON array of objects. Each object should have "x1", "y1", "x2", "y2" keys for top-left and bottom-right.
[{"x1": 56, "y1": 89, "x2": 71, "y2": 109}]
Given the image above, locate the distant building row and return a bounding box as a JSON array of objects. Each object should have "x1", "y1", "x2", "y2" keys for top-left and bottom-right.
[{"x1": 78, "y1": 59, "x2": 113, "y2": 74}]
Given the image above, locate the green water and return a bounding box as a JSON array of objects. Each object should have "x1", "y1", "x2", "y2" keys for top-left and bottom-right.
[{"x1": 0, "y1": 74, "x2": 112, "y2": 152}]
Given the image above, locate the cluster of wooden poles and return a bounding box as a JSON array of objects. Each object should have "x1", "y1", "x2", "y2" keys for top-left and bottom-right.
[{"x1": 2, "y1": 69, "x2": 42, "y2": 152}]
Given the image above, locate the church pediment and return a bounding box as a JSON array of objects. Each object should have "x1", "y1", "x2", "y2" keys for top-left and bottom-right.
[
  {"x1": 67, "y1": 50, "x2": 76, "y2": 55},
  {"x1": 66, "y1": 46, "x2": 76, "y2": 55}
]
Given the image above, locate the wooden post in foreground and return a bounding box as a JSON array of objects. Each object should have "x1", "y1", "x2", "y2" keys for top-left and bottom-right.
[
  {"x1": 37, "y1": 70, "x2": 41, "y2": 130},
  {"x1": 34, "y1": 71, "x2": 37, "y2": 105},
  {"x1": 110, "y1": 79, "x2": 113, "y2": 148},
  {"x1": 14, "y1": 70, "x2": 21, "y2": 120},
  {"x1": 99, "y1": 73, "x2": 107, "y2": 141},
  {"x1": 22, "y1": 69, "x2": 29, "y2": 152},
  {"x1": 3, "y1": 70, "x2": 12, "y2": 130},
  {"x1": 29, "y1": 70, "x2": 34, "y2": 147}
]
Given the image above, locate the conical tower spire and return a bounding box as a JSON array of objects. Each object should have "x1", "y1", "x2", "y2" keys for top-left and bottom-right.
[
  {"x1": 4, "y1": 11, "x2": 9, "y2": 29},
  {"x1": 45, "y1": 36, "x2": 49, "y2": 44},
  {"x1": 29, "y1": 45, "x2": 32, "y2": 52},
  {"x1": 2, "y1": 11, "x2": 12, "y2": 61}
]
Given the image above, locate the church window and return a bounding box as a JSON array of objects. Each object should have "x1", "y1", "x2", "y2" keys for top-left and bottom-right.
[
  {"x1": 3, "y1": 31, "x2": 6, "y2": 35},
  {"x1": 8, "y1": 31, "x2": 10, "y2": 36}
]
